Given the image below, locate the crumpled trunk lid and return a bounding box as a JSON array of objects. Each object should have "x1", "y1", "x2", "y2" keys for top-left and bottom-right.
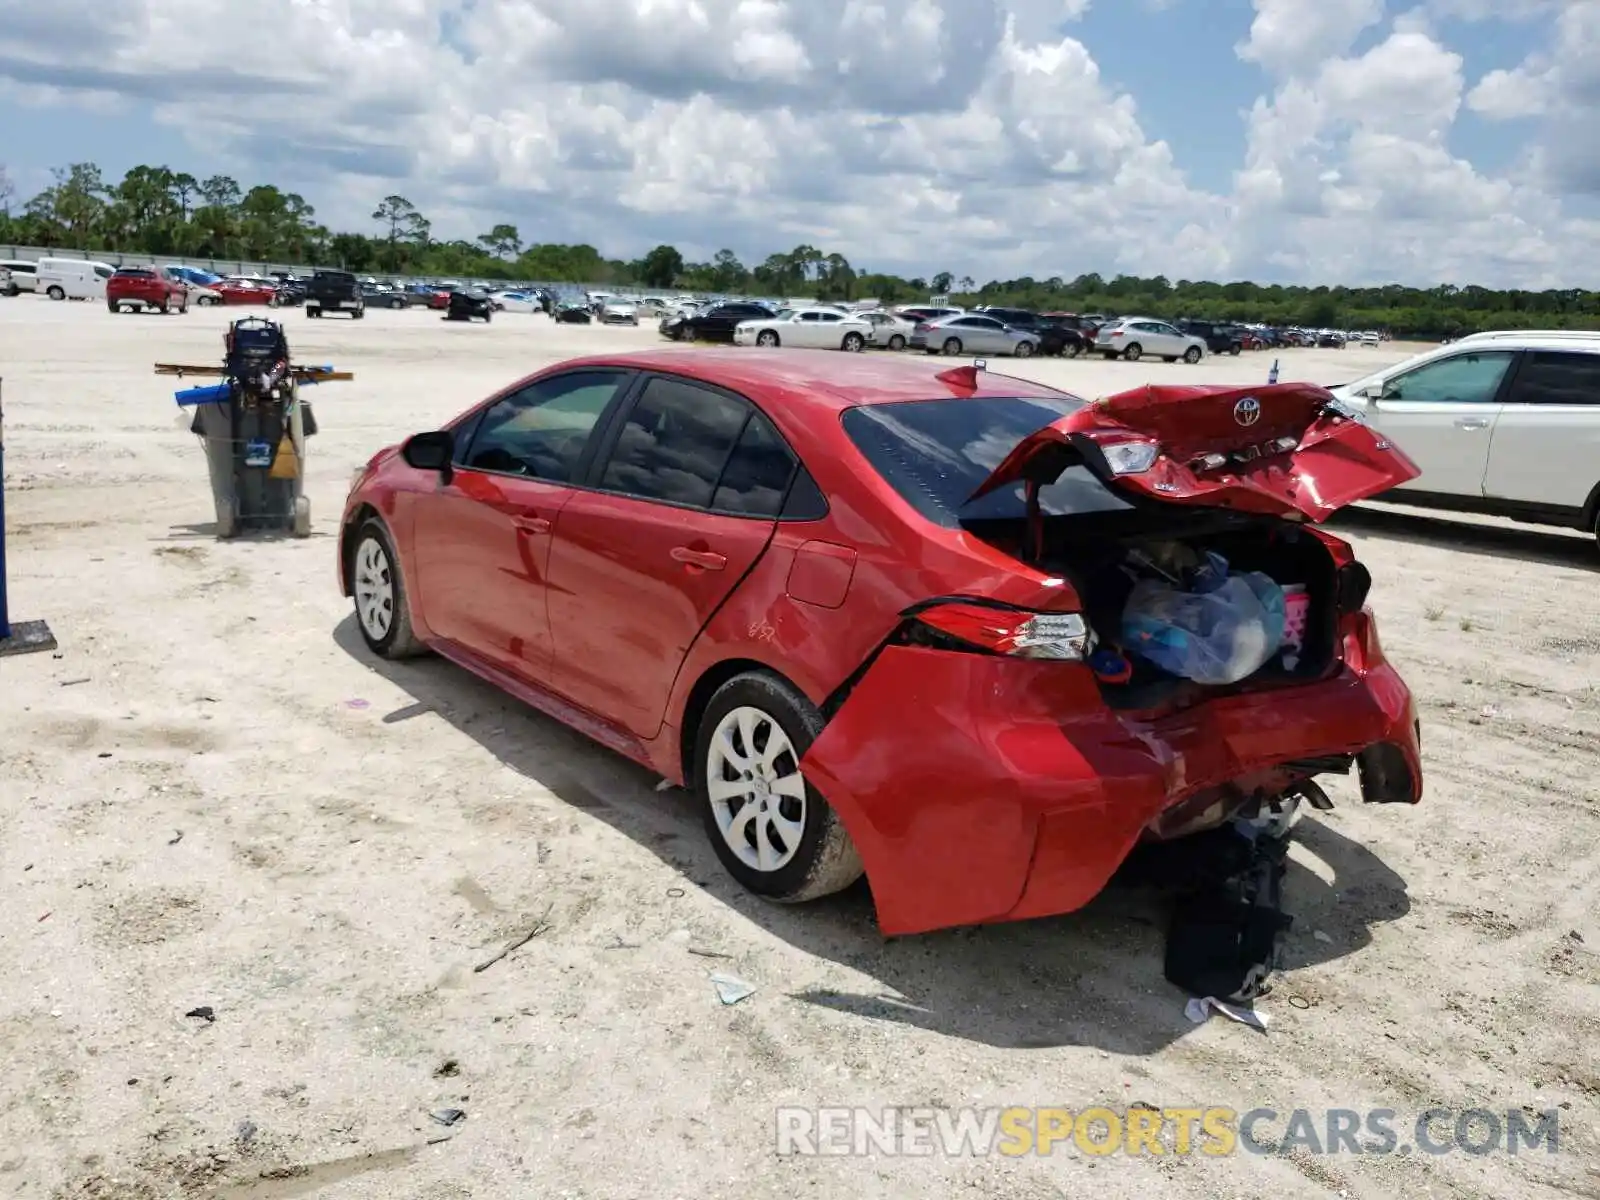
[{"x1": 969, "y1": 381, "x2": 1420, "y2": 522}]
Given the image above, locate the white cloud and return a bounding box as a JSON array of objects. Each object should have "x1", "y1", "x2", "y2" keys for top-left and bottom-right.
[
  {"x1": 1235, "y1": 0, "x2": 1385, "y2": 77},
  {"x1": 0, "y1": 0, "x2": 1595, "y2": 286}
]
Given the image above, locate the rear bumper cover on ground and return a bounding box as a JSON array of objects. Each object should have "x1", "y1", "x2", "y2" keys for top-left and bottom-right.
[{"x1": 799, "y1": 610, "x2": 1420, "y2": 937}]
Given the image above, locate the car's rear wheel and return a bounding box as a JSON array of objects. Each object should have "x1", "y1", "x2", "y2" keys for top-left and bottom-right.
[
  {"x1": 841, "y1": 331, "x2": 865, "y2": 352},
  {"x1": 942, "y1": 337, "x2": 963, "y2": 356},
  {"x1": 1123, "y1": 343, "x2": 1143, "y2": 361},
  {"x1": 757, "y1": 330, "x2": 780, "y2": 347},
  {"x1": 391, "y1": 297, "x2": 404, "y2": 309},
  {"x1": 696, "y1": 672, "x2": 864, "y2": 903},
  {"x1": 1230, "y1": 345, "x2": 1241, "y2": 356},
  {"x1": 887, "y1": 333, "x2": 906, "y2": 351},
  {"x1": 351, "y1": 518, "x2": 425, "y2": 659},
  {"x1": 46, "y1": 285, "x2": 65, "y2": 301},
  {"x1": 1014, "y1": 340, "x2": 1034, "y2": 358},
  {"x1": 106, "y1": 300, "x2": 118, "y2": 313},
  {"x1": 1184, "y1": 346, "x2": 1203, "y2": 364}
]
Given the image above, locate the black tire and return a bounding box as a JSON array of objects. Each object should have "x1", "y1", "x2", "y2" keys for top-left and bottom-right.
[
  {"x1": 350, "y1": 518, "x2": 426, "y2": 660},
  {"x1": 391, "y1": 297, "x2": 404, "y2": 309},
  {"x1": 757, "y1": 330, "x2": 779, "y2": 347},
  {"x1": 941, "y1": 337, "x2": 962, "y2": 356},
  {"x1": 1184, "y1": 346, "x2": 1203, "y2": 364},
  {"x1": 158, "y1": 298, "x2": 170, "y2": 314},
  {"x1": 1230, "y1": 345, "x2": 1241, "y2": 356},
  {"x1": 1123, "y1": 343, "x2": 1143, "y2": 361},
  {"x1": 1163, "y1": 356, "x2": 1177, "y2": 363},
  {"x1": 694, "y1": 672, "x2": 864, "y2": 903},
  {"x1": 308, "y1": 308, "x2": 322, "y2": 318},
  {"x1": 841, "y1": 331, "x2": 865, "y2": 352},
  {"x1": 1014, "y1": 340, "x2": 1034, "y2": 358},
  {"x1": 47, "y1": 285, "x2": 65, "y2": 301},
  {"x1": 888, "y1": 334, "x2": 906, "y2": 351},
  {"x1": 1066, "y1": 341, "x2": 1083, "y2": 358},
  {"x1": 351, "y1": 308, "x2": 364, "y2": 320},
  {"x1": 106, "y1": 299, "x2": 118, "y2": 313},
  {"x1": 678, "y1": 327, "x2": 695, "y2": 342}
]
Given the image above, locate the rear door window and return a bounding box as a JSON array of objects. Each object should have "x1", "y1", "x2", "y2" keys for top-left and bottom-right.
[
  {"x1": 1506, "y1": 351, "x2": 1600, "y2": 405},
  {"x1": 597, "y1": 376, "x2": 751, "y2": 509},
  {"x1": 711, "y1": 410, "x2": 798, "y2": 517},
  {"x1": 841, "y1": 395, "x2": 1131, "y2": 527}
]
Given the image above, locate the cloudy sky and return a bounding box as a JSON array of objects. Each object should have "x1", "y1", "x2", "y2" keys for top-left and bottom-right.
[{"x1": 0, "y1": 0, "x2": 1596, "y2": 288}]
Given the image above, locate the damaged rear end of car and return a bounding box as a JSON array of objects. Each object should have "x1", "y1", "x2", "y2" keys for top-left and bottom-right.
[{"x1": 799, "y1": 378, "x2": 1422, "y2": 999}]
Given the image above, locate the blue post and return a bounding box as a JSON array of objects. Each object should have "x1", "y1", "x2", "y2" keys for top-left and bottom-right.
[{"x1": 0, "y1": 375, "x2": 58, "y2": 656}]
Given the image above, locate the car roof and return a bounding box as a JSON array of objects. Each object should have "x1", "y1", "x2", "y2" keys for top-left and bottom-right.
[{"x1": 540, "y1": 348, "x2": 1075, "y2": 413}]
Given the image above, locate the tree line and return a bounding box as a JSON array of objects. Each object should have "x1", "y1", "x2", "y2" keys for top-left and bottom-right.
[{"x1": 3, "y1": 162, "x2": 1598, "y2": 339}]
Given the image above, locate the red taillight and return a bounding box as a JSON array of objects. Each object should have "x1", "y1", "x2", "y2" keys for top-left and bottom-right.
[
  {"x1": 910, "y1": 601, "x2": 1091, "y2": 660},
  {"x1": 915, "y1": 322, "x2": 932, "y2": 332},
  {"x1": 1109, "y1": 330, "x2": 1123, "y2": 337}
]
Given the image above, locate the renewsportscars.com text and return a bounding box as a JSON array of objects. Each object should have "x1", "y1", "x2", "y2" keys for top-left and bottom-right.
[{"x1": 775, "y1": 1105, "x2": 1561, "y2": 1158}]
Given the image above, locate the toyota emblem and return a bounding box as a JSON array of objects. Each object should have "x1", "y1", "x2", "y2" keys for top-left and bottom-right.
[{"x1": 1233, "y1": 396, "x2": 1261, "y2": 427}]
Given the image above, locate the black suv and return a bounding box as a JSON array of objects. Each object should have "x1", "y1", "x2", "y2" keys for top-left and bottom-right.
[
  {"x1": 1175, "y1": 319, "x2": 1243, "y2": 355},
  {"x1": 446, "y1": 288, "x2": 493, "y2": 323},
  {"x1": 972, "y1": 305, "x2": 1042, "y2": 330},
  {"x1": 659, "y1": 301, "x2": 772, "y2": 343},
  {"x1": 305, "y1": 269, "x2": 364, "y2": 319}
]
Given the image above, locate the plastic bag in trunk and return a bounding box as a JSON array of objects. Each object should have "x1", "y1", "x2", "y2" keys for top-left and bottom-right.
[{"x1": 1121, "y1": 554, "x2": 1286, "y2": 685}]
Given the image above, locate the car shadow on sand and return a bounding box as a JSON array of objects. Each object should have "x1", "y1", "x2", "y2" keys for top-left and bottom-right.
[
  {"x1": 1331, "y1": 504, "x2": 1595, "y2": 571},
  {"x1": 333, "y1": 615, "x2": 1410, "y2": 1053}
]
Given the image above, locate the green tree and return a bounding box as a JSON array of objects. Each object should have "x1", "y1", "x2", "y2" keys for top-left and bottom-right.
[
  {"x1": 639, "y1": 244, "x2": 684, "y2": 288},
  {"x1": 477, "y1": 223, "x2": 522, "y2": 259}
]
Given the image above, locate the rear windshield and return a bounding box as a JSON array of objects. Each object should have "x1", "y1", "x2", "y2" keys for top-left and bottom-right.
[{"x1": 841, "y1": 396, "x2": 1134, "y2": 527}]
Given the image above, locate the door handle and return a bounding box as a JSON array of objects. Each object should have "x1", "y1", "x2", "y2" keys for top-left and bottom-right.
[
  {"x1": 1454, "y1": 417, "x2": 1489, "y2": 430},
  {"x1": 671, "y1": 545, "x2": 726, "y2": 571},
  {"x1": 512, "y1": 514, "x2": 551, "y2": 533}
]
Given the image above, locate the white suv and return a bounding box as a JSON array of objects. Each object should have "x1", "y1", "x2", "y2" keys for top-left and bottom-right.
[{"x1": 1328, "y1": 332, "x2": 1600, "y2": 546}]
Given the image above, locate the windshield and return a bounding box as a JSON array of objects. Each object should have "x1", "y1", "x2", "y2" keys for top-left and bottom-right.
[{"x1": 840, "y1": 396, "x2": 1134, "y2": 527}]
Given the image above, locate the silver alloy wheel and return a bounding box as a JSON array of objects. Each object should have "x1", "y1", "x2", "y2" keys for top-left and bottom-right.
[
  {"x1": 705, "y1": 705, "x2": 807, "y2": 873},
  {"x1": 354, "y1": 536, "x2": 395, "y2": 640},
  {"x1": 758, "y1": 330, "x2": 779, "y2": 347}
]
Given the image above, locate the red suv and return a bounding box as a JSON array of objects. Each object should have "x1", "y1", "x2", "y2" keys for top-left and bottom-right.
[
  {"x1": 338, "y1": 351, "x2": 1423, "y2": 971},
  {"x1": 107, "y1": 266, "x2": 189, "y2": 314}
]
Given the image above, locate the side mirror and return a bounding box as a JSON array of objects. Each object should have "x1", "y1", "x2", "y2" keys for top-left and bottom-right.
[{"x1": 402, "y1": 430, "x2": 454, "y2": 478}]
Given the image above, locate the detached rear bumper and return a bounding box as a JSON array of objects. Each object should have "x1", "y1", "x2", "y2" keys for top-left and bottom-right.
[{"x1": 799, "y1": 610, "x2": 1420, "y2": 937}]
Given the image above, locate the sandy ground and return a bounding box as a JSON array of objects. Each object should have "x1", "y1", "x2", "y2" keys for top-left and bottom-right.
[{"x1": 0, "y1": 295, "x2": 1596, "y2": 1200}]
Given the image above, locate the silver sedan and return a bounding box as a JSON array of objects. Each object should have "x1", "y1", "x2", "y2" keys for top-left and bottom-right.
[{"x1": 907, "y1": 313, "x2": 1040, "y2": 357}]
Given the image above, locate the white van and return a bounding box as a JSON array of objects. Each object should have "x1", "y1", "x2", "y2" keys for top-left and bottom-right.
[
  {"x1": 36, "y1": 258, "x2": 115, "y2": 301},
  {"x1": 0, "y1": 259, "x2": 39, "y2": 294}
]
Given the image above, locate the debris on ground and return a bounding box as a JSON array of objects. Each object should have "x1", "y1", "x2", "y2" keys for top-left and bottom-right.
[
  {"x1": 1184, "y1": 996, "x2": 1269, "y2": 1031},
  {"x1": 184, "y1": 1006, "x2": 216, "y2": 1024},
  {"x1": 434, "y1": 1060, "x2": 461, "y2": 1078},
  {"x1": 473, "y1": 902, "x2": 554, "y2": 973},
  {"x1": 236, "y1": 1120, "x2": 258, "y2": 1148},
  {"x1": 430, "y1": 1108, "x2": 467, "y2": 1127},
  {"x1": 709, "y1": 972, "x2": 757, "y2": 1005}
]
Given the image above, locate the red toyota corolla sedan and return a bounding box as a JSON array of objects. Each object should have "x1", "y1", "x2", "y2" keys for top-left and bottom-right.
[{"x1": 338, "y1": 349, "x2": 1423, "y2": 939}]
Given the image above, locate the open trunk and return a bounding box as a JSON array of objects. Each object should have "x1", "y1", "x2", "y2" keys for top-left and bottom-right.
[
  {"x1": 966, "y1": 504, "x2": 1343, "y2": 710},
  {"x1": 960, "y1": 381, "x2": 1418, "y2": 712}
]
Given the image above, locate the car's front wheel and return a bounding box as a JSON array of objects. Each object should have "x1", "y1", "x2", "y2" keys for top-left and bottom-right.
[
  {"x1": 942, "y1": 337, "x2": 963, "y2": 356},
  {"x1": 1123, "y1": 343, "x2": 1143, "y2": 361},
  {"x1": 351, "y1": 518, "x2": 425, "y2": 659},
  {"x1": 757, "y1": 329, "x2": 779, "y2": 347},
  {"x1": 841, "y1": 331, "x2": 865, "y2": 352},
  {"x1": 887, "y1": 334, "x2": 906, "y2": 351},
  {"x1": 1014, "y1": 339, "x2": 1034, "y2": 358},
  {"x1": 695, "y1": 672, "x2": 864, "y2": 902},
  {"x1": 1184, "y1": 346, "x2": 1203, "y2": 364}
]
